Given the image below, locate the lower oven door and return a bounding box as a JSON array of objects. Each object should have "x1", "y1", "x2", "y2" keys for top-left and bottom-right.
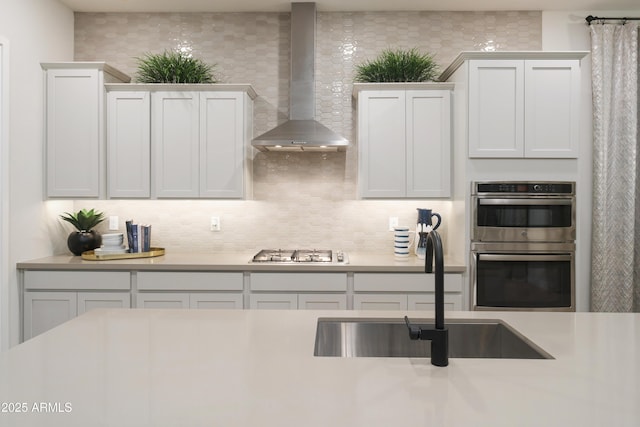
[{"x1": 471, "y1": 246, "x2": 575, "y2": 311}]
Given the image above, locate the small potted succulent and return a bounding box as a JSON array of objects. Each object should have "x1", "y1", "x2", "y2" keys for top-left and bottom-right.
[
  {"x1": 60, "y1": 208, "x2": 106, "y2": 255},
  {"x1": 135, "y1": 50, "x2": 218, "y2": 83},
  {"x1": 354, "y1": 48, "x2": 440, "y2": 82}
]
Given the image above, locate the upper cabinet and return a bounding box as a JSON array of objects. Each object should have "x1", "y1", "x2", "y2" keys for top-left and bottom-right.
[
  {"x1": 441, "y1": 52, "x2": 588, "y2": 159},
  {"x1": 42, "y1": 62, "x2": 130, "y2": 198},
  {"x1": 107, "y1": 90, "x2": 151, "y2": 198},
  {"x1": 353, "y1": 83, "x2": 453, "y2": 198},
  {"x1": 106, "y1": 84, "x2": 255, "y2": 199}
]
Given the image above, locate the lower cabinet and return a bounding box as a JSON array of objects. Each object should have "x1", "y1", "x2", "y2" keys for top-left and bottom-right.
[
  {"x1": 20, "y1": 269, "x2": 465, "y2": 341},
  {"x1": 249, "y1": 293, "x2": 347, "y2": 310},
  {"x1": 24, "y1": 291, "x2": 130, "y2": 340},
  {"x1": 136, "y1": 292, "x2": 243, "y2": 309},
  {"x1": 353, "y1": 273, "x2": 464, "y2": 311},
  {"x1": 353, "y1": 293, "x2": 462, "y2": 311},
  {"x1": 135, "y1": 271, "x2": 244, "y2": 309},
  {"x1": 22, "y1": 270, "x2": 131, "y2": 340},
  {"x1": 249, "y1": 272, "x2": 348, "y2": 310},
  {"x1": 136, "y1": 292, "x2": 189, "y2": 309}
]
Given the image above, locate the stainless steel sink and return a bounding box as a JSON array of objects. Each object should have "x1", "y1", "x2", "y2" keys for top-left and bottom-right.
[{"x1": 314, "y1": 317, "x2": 553, "y2": 359}]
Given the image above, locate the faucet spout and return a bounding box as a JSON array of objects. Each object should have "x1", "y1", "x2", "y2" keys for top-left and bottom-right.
[
  {"x1": 404, "y1": 229, "x2": 448, "y2": 367},
  {"x1": 425, "y1": 229, "x2": 445, "y2": 331}
]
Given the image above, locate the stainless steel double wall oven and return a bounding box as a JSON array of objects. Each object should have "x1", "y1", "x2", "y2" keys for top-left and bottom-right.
[{"x1": 471, "y1": 182, "x2": 576, "y2": 311}]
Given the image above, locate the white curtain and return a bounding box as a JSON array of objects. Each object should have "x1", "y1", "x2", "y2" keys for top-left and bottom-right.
[{"x1": 590, "y1": 23, "x2": 640, "y2": 312}]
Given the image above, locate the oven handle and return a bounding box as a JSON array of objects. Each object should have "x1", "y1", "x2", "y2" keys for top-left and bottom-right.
[
  {"x1": 478, "y1": 253, "x2": 572, "y2": 262},
  {"x1": 478, "y1": 198, "x2": 572, "y2": 206}
]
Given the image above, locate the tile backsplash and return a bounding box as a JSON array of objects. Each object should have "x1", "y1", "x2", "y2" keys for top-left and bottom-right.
[{"x1": 70, "y1": 11, "x2": 541, "y2": 256}]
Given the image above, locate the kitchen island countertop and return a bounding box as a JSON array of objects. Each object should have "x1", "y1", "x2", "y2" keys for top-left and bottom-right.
[
  {"x1": 0, "y1": 308, "x2": 638, "y2": 426},
  {"x1": 16, "y1": 251, "x2": 466, "y2": 272}
]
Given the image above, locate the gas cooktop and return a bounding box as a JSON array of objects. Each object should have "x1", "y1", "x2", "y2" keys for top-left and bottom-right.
[{"x1": 251, "y1": 249, "x2": 347, "y2": 264}]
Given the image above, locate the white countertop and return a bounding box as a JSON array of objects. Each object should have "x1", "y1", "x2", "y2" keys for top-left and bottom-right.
[
  {"x1": 1, "y1": 309, "x2": 638, "y2": 426},
  {"x1": 16, "y1": 251, "x2": 466, "y2": 273}
]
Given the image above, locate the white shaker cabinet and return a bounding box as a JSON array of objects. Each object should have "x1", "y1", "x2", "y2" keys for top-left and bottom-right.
[
  {"x1": 199, "y1": 92, "x2": 250, "y2": 198},
  {"x1": 135, "y1": 271, "x2": 244, "y2": 309},
  {"x1": 249, "y1": 293, "x2": 347, "y2": 310},
  {"x1": 354, "y1": 83, "x2": 452, "y2": 198},
  {"x1": 151, "y1": 89, "x2": 253, "y2": 198},
  {"x1": 22, "y1": 270, "x2": 131, "y2": 340},
  {"x1": 249, "y1": 272, "x2": 348, "y2": 310},
  {"x1": 441, "y1": 52, "x2": 588, "y2": 159},
  {"x1": 152, "y1": 91, "x2": 201, "y2": 198},
  {"x1": 106, "y1": 84, "x2": 255, "y2": 199},
  {"x1": 107, "y1": 91, "x2": 151, "y2": 197},
  {"x1": 42, "y1": 62, "x2": 130, "y2": 198},
  {"x1": 24, "y1": 291, "x2": 132, "y2": 339},
  {"x1": 352, "y1": 273, "x2": 464, "y2": 311}
]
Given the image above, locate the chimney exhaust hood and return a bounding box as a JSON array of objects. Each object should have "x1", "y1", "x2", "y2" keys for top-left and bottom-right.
[{"x1": 252, "y1": 2, "x2": 349, "y2": 152}]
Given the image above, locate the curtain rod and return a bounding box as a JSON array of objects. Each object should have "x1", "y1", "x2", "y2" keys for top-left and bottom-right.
[{"x1": 586, "y1": 15, "x2": 640, "y2": 24}]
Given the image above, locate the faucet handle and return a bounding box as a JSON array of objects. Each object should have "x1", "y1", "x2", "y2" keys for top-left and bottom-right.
[{"x1": 404, "y1": 316, "x2": 421, "y2": 340}]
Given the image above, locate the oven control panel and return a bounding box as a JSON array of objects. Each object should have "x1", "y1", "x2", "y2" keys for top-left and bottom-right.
[{"x1": 475, "y1": 182, "x2": 574, "y2": 195}]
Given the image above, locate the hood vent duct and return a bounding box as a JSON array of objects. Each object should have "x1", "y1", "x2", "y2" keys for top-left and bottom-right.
[{"x1": 252, "y1": 2, "x2": 349, "y2": 152}]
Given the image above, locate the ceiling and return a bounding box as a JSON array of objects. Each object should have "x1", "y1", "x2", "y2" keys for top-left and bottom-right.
[{"x1": 57, "y1": 0, "x2": 640, "y2": 13}]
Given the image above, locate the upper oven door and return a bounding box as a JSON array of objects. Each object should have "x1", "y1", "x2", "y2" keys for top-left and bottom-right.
[{"x1": 472, "y1": 196, "x2": 575, "y2": 242}]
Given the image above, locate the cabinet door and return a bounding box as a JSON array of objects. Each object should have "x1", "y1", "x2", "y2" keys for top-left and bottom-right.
[
  {"x1": 407, "y1": 294, "x2": 462, "y2": 311},
  {"x1": 45, "y1": 68, "x2": 101, "y2": 197},
  {"x1": 190, "y1": 293, "x2": 243, "y2": 309},
  {"x1": 524, "y1": 60, "x2": 580, "y2": 158},
  {"x1": 249, "y1": 293, "x2": 298, "y2": 310},
  {"x1": 353, "y1": 294, "x2": 407, "y2": 311},
  {"x1": 200, "y1": 92, "x2": 245, "y2": 198},
  {"x1": 152, "y1": 92, "x2": 200, "y2": 198},
  {"x1": 298, "y1": 294, "x2": 347, "y2": 310},
  {"x1": 358, "y1": 91, "x2": 406, "y2": 197},
  {"x1": 468, "y1": 60, "x2": 524, "y2": 158},
  {"x1": 406, "y1": 90, "x2": 451, "y2": 197},
  {"x1": 24, "y1": 292, "x2": 77, "y2": 340},
  {"x1": 107, "y1": 91, "x2": 151, "y2": 197},
  {"x1": 136, "y1": 292, "x2": 189, "y2": 309},
  {"x1": 77, "y1": 292, "x2": 131, "y2": 314}
]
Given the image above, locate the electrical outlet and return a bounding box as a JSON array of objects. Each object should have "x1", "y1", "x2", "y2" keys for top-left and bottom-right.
[
  {"x1": 108, "y1": 216, "x2": 119, "y2": 230},
  {"x1": 388, "y1": 216, "x2": 399, "y2": 231},
  {"x1": 210, "y1": 216, "x2": 221, "y2": 232}
]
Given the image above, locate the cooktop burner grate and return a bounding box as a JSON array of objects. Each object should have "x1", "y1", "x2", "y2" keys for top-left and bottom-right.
[{"x1": 251, "y1": 249, "x2": 345, "y2": 263}]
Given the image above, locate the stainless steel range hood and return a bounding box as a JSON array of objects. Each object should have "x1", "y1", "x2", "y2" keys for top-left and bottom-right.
[{"x1": 252, "y1": 2, "x2": 349, "y2": 152}]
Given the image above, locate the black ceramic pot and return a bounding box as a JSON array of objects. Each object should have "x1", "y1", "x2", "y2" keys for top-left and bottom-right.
[{"x1": 67, "y1": 230, "x2": 102, "y2": 256}]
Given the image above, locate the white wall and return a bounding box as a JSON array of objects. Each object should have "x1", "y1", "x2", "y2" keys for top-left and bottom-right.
[{"x1": 0, "y1": 0, "x2": 74, "y2": 350}]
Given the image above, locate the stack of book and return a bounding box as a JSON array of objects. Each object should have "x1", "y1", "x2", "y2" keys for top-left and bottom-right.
[{"x1": 125, "y1": 220, "x2": 152, "y2": 253}]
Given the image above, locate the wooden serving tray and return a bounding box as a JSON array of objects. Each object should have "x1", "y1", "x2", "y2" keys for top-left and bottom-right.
[{"x1": 81, "y1": 247, "x2": 165, "y2": 261}]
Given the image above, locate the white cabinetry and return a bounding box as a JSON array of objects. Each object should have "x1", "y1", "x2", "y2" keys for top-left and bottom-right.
[
  {"x1": 106, "y1": 84, "x2": 255, "y2": 199},
  {"x1": 353, "y1": 273, "x2": 463, "y2": 311},
  {"x1": 107, "y1": 91, "x2": 151, "y2": 197},
  {"x1": 249, "y1": 273, "x2": 347, "y2": 310},
  {"x1": 42, "y1": 62, "x2": 130, "y2": 198},
  {"x1": 152, "y1": 91, "x2": 200, "y2": 197},
  {"x1": 136, "y1": 271, "x2": 244, "y2": 309},
  {"x1": 441, "y1": 52, "x2": 587, "y2": 159},
  {"x1": 23, "y1": 270, "x2": 131, "y2": 340},
  {"x1": 354, "y1": 83, "x2": 452, "y2": 198},
  {"x1": 20, "y1": 266, "x2": 465, "y2": 341},
  {"x1": 133, "y1": 292, "x2": 244, "y2": 309}
]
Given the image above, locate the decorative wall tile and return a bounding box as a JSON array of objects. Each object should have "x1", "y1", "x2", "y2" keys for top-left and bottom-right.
[{"x1": 73, "y1": 11, "x2": 541, "y2": 254}]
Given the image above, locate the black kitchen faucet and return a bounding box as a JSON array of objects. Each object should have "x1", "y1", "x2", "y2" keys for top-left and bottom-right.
[{"x1": 404, "y1": 229, "x2": 449, "y2": 367}]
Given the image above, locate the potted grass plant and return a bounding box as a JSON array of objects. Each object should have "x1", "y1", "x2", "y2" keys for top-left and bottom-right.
[
  {"x1": 354, "y1": 48, "x2": 440, "y2": 83},
  {"x1": 135, "y1": 50, "x2": 218, "y2": 84},
  {"x1": 60, "y1": 208, "x2": 106, "y2": 255}
]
